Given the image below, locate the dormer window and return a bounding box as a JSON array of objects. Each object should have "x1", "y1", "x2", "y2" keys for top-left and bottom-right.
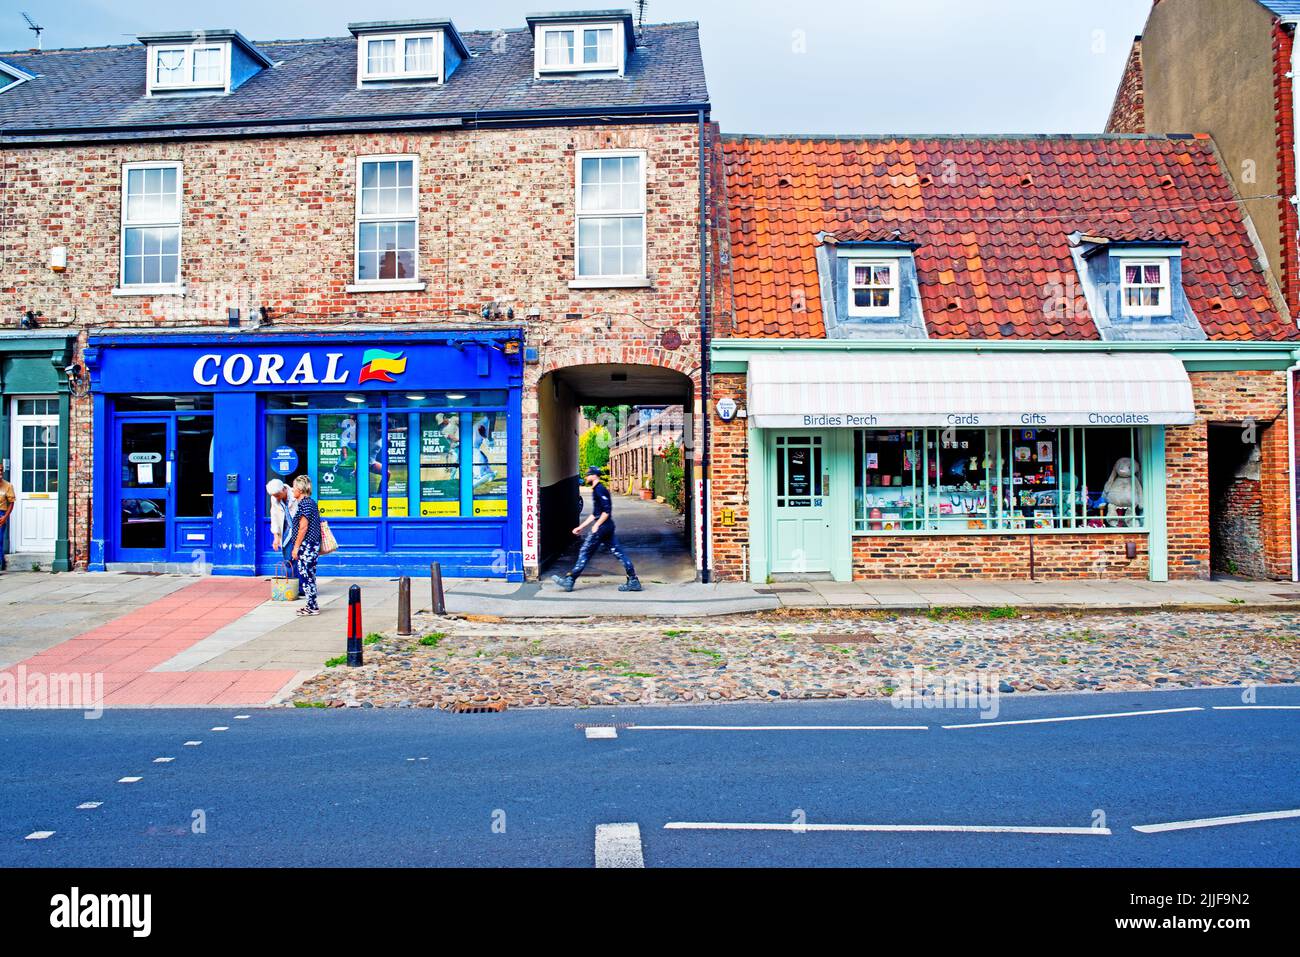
[
  {"x1": 528, "y1": 12, "x2": 633, "y2": 78},
  {"x1": 0, "y1": 59, "x2": 35, "y2": 94},
  {"x1": 349, "y1": 20, "x2": 468, "y2": 87},
  {"x1": 360, "y1": 32, "x2": 441, "y2": 82},
  {"x1": 139, "y1": 30, "x2": 271, "y2": 97},
  {"x1": 542, "y1": 26, "x2": 618, "y2": 71},
  {"x1": 848, "y1": 260, "x2": 900, "y2": 317},
  {"x1": 152, "y1": 44, "x2": 225, "y2": 90},
  {"x1": 1120, "y1": 259, "x2": 1170, "y2": 317}
]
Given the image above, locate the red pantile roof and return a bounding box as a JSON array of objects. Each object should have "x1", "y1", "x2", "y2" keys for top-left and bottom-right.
[{"x1": 719, "y1": 134, "x2": 1298, "y2": 341}]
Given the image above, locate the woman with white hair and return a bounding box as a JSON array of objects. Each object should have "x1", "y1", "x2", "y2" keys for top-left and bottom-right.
[
  {"x1": 289, "y1": 475, "x2": 323, "y2": 616},
  {"x1": 267, "y1": 478, "x2": 302, "y2": 598}
]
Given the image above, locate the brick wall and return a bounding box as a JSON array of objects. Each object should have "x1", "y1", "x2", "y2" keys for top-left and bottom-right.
[
  {"x1": 709, "y1": 372, "x2": 749, "y2": 580},
  {"x1": 851, "y1": 534, "x2": 1149, "y2": 581},
  {"x1": 1106, "y1": 38, "x2": 1146, "y2": 134},
  {"x1": 1169, "y1": 369, "x2": 1293, "y2": 580},
  {"x1": 1211, "y1": 471, "x2": 1265, "y2": 577},
  {"x1": 1, "y1": 122, "x2": 704, "y2": 568},
  {"x1": 1274, "y1": 23, "x2": 1299, "y2": 317}
]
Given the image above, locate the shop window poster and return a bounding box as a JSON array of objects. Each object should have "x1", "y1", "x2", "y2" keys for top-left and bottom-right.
[
  {"x1": 317, "y1": 415, "x2": 358, "y2": 518},
  {"x1": 379, "y1": 423, "x2": 409, "y2": 518},
  {"x1": 420, "y1": 413, "x2": 461, "y2": 517},
  {"x1": 472, "y1": 412, "x2": 508, "y2": 517}
]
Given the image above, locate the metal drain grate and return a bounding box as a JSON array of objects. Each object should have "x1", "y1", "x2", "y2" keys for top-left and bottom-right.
[{"x1": 449, "y1": 700, "x2": 508, "y2": 714}]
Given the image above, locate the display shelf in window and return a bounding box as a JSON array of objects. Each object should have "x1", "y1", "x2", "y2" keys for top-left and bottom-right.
[{"x1": 854, "y1": 430, "x2": 923, "y2": 531}]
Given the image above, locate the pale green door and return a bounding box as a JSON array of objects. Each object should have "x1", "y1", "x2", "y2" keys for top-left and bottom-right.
[{"x1": 770, "y1": 433, "x2": 833, "y2": 575}]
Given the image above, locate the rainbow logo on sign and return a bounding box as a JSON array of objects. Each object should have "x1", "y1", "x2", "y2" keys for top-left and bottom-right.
[{"x1": 358, "y1": 349, "x2": 408, "y2": 384}]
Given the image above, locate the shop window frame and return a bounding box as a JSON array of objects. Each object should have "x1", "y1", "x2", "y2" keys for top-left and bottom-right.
[
  {"x1": 853, "y1": 426, "x2": 1149, "y2": 536},
  {"x1": 262, "y1": 392, "x2": 510, "y2": 523}
]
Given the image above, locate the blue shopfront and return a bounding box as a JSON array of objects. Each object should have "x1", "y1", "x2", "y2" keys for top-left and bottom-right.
[{"x1": 86, "y1": 331, "x2": 524, "y2": 580}]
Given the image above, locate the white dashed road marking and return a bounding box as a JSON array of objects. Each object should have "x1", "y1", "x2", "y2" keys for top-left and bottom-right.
[
  {"x1": 25, "y1": 831, "x2": 55, "y2": 840},
  {"x1": 1212, "y1": 706, "x2": 1300, "y2": 711},
  {"x1": 595, "y1": 823, "x2": 645, "y2": 867},
  {"x1": 118, "y1": 777, "x2": 142, "y2": 784},
  {"x1": 1133, "y1": 808, "x2": 1300, "y2": 834},
  {"x1": 76, "y1": 803, "x2": 102, "y2": 810},
  {"x1": 665, "y1": 822, "x2": 1111, "y2": 836},
  {"x1": 210, "y1": 727, "x2": 229, "y2": 732},
  {"x1": 184, "y1": 741, "x2": 201, "y2": 746},
  {"x1": 234, "y1": 715, "x2": 251, "y2": 720},
  {"x1": 627, "y1": 725, "x2": 928, "y2": 732},
  {"x1": 586, "y1": 727, "x2": 618, "y2": 739},
  {"x1": 153, "y1": 757, "x2": 174, "y2": 763},
  {"x1": 943, "y1": 707, "x2": 1203, "y2": 730}
]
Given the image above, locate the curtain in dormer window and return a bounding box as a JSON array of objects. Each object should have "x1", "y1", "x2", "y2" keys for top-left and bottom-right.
[
  {"x1": 367, "y1": 38, "x2": 397, "y2": 75},
  {"x1": 404, "y1": 36, "x2": 435, "y2": 73},
  {"x1": 544, "y1": 30, "x2": 574, "y2": 67},
  {"x1": 155, "y1": 49, "x2": 185, "y2": 85},
  {"x1": 583, "y1": 28, "x2": 614, "y2": 65}
]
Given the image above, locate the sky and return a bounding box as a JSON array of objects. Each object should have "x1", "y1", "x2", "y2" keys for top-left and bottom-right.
[{"x1": 0, "y1": 0, "x2": 1155, "y2": 135}]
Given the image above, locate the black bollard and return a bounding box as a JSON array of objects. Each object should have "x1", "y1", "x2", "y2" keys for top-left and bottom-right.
[
  {"x1": 397, "y1": 576, "x2": 412, "y2": 636},
  {"x1": 430, "y1": 562, "x2": 446, "y2": 616},
  {"x1": 347, "y1": 584, "x2": 363, "y2": 667}
]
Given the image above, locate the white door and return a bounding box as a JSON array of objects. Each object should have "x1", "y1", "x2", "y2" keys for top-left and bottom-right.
[{"x1": 10, "y1": 397, "x2": 59, "y2": 554}]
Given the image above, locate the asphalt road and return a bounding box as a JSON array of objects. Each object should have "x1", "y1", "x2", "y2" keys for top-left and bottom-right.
[{"x1": 2, "y1": 685, "x2": 1297, "y2": 867}]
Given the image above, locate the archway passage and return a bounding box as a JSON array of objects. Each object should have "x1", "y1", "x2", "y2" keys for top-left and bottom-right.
[{"x1": 537, "y1": 363, "x2": 696, "y2": 584}]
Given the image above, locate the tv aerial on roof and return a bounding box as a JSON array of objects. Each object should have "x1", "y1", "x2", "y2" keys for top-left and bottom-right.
[{"x1": 21, "y1": 12, "x2": 44, "y2": 50}]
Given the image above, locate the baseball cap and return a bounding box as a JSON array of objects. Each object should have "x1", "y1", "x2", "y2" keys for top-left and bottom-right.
[
  {"x1": 266, "y1": 479, "x2": 287, "y2": 495},
  {"x1": 586, "y1": 466, "x2": 602, "y2": 477}
]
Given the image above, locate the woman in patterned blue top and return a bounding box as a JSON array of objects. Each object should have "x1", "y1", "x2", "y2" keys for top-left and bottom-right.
[{"x1": 290, "y1": 475, "x2": 323, "y2": 616}]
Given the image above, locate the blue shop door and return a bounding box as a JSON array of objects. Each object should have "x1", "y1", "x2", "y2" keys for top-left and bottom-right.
[{"x1": 115, "y1": 418, "x2": 172, "y2": 563}]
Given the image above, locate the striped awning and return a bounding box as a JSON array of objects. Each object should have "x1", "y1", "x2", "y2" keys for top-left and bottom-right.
[{"x1": 747, "y1": 352, "x2": 1196, "y2": 429}]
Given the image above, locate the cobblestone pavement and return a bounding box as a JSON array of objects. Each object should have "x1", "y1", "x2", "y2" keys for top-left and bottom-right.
[{"x1": 291, "y1": 608, "x2": 1300, "y2": 709}]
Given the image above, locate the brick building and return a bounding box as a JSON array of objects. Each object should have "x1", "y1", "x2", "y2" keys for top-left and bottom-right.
[
  {"x1": 0, "y1": 12, "x2": 710, "y2": 579},
  {"x1": 1105, "y1": 0, "x2": 1300, "y2": 581},
  {"x1": 708, "y1": 134, "x2": 1300, "y2": 584}
]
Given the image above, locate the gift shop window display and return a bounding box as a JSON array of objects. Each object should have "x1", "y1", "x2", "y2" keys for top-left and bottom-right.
[
  {"x1": 854, "y1": 427, "x2": 1147, "y2": 533},
  {"x1": 264, "y1": 391, "x2": 510, "y2": 523}
]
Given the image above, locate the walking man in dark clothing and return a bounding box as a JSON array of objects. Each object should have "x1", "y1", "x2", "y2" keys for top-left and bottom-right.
[{"x1": 552, "y1": 467, "x2": 642, "y2": 592}]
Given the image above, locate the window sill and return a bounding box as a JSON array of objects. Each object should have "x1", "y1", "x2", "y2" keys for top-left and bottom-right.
[
  {"x1": 346, "y1": 280, "x2": 427, "y2": 294},
  {"x1": 111, "y1": 284, "x2": 186, "y2": 297},
  {"x1": 569, "y1": 277, "x2": 652, "y2": 290}
]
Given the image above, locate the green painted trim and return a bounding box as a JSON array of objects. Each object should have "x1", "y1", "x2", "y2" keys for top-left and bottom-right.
[
  {"x1": 1146, "y1": 428, "x2": 1168, "y2": 582},
  {"x1": 1182, "y1": 360, "x2": 1296, "y2": 371},
  {"x1": 712, "y1": 338, "x2": 1300, "y2": 370},
  {"x1": 747, "y1": 425, "x2": 768, "y2": 584},
  {"x1": 0, "y1": 340, "x2": 76, "y2": 572},
  {"x1": 830, "y1": 428, "x2": 854, "y2": 582},
  {"x1": 53, "y1": 387, "x2": 72, "y2": 573}
]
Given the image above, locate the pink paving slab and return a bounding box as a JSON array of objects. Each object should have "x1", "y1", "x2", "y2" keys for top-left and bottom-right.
[{"x1": 5, "y1": 579, "x2": 299, "y2": 707}]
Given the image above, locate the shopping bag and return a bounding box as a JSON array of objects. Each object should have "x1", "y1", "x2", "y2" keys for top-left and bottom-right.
[
  {"x1": 320, "y1": 521, "x2": 339, "y2": 556},
  {"x1": 271, "y1": 562, "x2": 300, "y2": 602}
]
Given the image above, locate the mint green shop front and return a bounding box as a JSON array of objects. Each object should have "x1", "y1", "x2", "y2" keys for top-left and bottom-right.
[{"x1": 711, "y1": 340, "x2": 1300, "y2": 585}]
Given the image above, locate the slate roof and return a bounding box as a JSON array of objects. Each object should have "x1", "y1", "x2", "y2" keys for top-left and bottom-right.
[
  {"x1": 1257, "y1": 1, "x2": 1300, "y2": 18},
  {"x1": 0, "y1": 21, "x2": 708, "y2": 142},
  {"x1": 721, "y1": 134, "x2": 1297, "y2": 342}
]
